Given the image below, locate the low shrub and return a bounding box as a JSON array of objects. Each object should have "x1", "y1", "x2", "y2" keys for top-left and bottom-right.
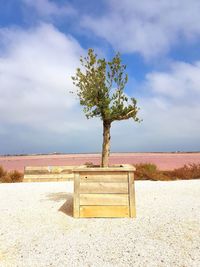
[
  {"x1": 170, "y1": 163, "x2": 200, "y2": 180},
  {"x1": 84, "y1": 161, "x2": 94, "y2": 167},
  {"x1": 0, "y1": 166, "x2": 23, "y2": 183},
  {"x1": 9, "y1": 170, "x2": 23, "y2": 183},
  {"x1": 134, "y1": 163, "x2": 172, "y2": 181},
  {"x1": 0, "y1": 166, "x2": 8, "y2": 182},
  {"x1": 134, "y1": 163, "x2": 200, "y2": 181}
]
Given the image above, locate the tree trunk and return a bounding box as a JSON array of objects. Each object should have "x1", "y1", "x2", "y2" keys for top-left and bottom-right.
[{"x1": 101, "y1": 121, "x2": 111, "y2": 167}]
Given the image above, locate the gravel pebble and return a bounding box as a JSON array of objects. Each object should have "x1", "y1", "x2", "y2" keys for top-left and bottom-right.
[{"x1": 0, "y1": 180, "x2": 200, "y2": 267}]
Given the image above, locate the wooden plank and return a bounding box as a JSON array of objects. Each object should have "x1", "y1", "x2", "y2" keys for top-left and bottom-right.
[
  {"x1": 25, "y1": 166, "x2": 74, "y2": 171},
  {"x1": 80, "y1": 172, "x2": 128, "y2": 182},
  {"x1": 74, "y1": 165, "x2": 135, "y2": 172},
  {"x1": 23, "y1": 177, "x2": 69, "y2": 182},
  {"x1": 73, "y1": 172, "x2": 80, "y2": 218},
  {"x1": 80, "y1": 194, "x2": 129, "y2": 206},
  {"x1": 23, "y1": 178, "x2": 32, "y2": 183},
  {"x1": 24, "y1": 174, "x2": 74, "y2": 179},
  {"x1": 128, "y1": 172, "x2": 136, "y2": 218},
  {"x1": 24, "y1": 169, "x2": 73, "y2": 174},
  {"x1": 25, "y1": 166, "x2": 51, "y2": 171},
  {"x1": 80, "y1": 182, "x2": 128, "y2": 194},
  {"x1": 80, "y1": 206, "x2": 129, "y2": 218}
]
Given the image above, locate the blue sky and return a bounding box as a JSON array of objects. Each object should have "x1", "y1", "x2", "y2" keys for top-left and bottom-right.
[{"x1": 0, "y1": 0, "x2": 200, "y2": 154}]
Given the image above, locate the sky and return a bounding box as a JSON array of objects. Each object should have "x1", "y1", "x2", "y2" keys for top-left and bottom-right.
[{"x1": 0, "y1": 0, "x2": 200, "y2": 155}]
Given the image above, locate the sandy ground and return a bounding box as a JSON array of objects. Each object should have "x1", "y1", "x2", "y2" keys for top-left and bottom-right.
[
  {"x1": 0, "y1": 180, "x2": 200, "y2": 267},
  {"x1": 1, "y1": 152, "x2": 200, "y2": 171}
]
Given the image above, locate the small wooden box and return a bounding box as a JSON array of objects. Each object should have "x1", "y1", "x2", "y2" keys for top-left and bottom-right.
[{"x1": 73, "y1": 165, "x2": 136, "y2": 218}]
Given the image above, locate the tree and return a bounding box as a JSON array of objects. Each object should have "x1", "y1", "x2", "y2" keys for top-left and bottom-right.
[{"x1": 72, "y1": 49, "x2": 141, "y2": 167}]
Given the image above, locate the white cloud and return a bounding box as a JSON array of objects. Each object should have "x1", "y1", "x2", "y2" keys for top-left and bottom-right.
[
  {"x1": 111, "y1": 60, "x2": 200, "y2": 151},
  {"x1": 0, "y1": 24, "x2": 89, "y2": 133},
  {"x1": 22, "y1": 0, "x2": 76, "y2": 17},
  {"x1": 83, "y1": 0, "x2": 200, "y2": 58},
  {"x1": 143, "y1": 62, "x2": 200, "y2": 143},
  {"x1": 0, "y1": 23, "x2": 104, "y2": 154},
  {"x1": 146, "y1": 61, "x2": 200, "y2": 99},
  {"x1": 0, "y1": 23, "x2": 199, "y2": 153}
]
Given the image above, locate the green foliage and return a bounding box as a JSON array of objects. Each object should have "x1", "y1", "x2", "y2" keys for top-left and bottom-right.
[{"x1": 72, "y1": 49, "x2": 140, "y2": 124}]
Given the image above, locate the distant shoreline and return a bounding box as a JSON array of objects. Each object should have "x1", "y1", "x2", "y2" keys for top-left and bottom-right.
[
  {"x1": 1, "y1": 151, "x2": 200, "y2": 157},
  {"x1": 1, "y1": 152, "x2": 200, "y2": 172}
]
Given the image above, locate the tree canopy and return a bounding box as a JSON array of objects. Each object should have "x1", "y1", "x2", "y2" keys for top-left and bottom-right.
[
  {"x1": 72, "y1": 48, "x2": 141, "y2": 167},
  {"x1": 72, "y1": 49, "x2": 140, "y2": 124}
]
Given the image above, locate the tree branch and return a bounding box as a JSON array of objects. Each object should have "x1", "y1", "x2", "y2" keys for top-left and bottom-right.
[{"x1": 112, "y1": 109, "x2": 136, "y2": 121}]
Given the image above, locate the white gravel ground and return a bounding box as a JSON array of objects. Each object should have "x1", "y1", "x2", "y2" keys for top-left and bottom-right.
[{"x1": 0, "y1": 180, "x2": 200, "y2": 267}]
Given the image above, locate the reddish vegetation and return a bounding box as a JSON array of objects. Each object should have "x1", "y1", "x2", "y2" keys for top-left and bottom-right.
[
  {"x1": 1, "y1": 162, "x2": 200, "y2": 183},
  {"x1": 0, "y1": 152, "x2": 200, "y2": 172},
  {"x1": 167, "y1": 163, "x2": 200, "y2": 180},
  {"x1": 135, "y1": 163, "x2": 200, "y2": 181},
  {"x1": 0, "y1": 166, "x2": 23, "y2": 183}
]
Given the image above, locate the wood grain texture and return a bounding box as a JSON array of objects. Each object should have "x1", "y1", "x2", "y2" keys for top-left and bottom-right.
[
  {"x1": 24, "y1": 166, "x2": 74, "y2": 182},
  {"x1": 23, "y1": 177, "x2": 68, "y2": 182},
  {"x1": 80, "y1": 172, "x2": 128, "y2": 182},
  {"x1": 80, "y1": 206, "x2": 130, "y2": 218},
  {"x1": 72, "y1": 167, "x2": 136, "y2": 218},
  {"x1": 24, "y1": 170, "x2": 72, "y2": 174},
  {"x1": 25, "y1": 166, "x2": 74, "y2": 171},
  {"x1": 80, "y1": 194, "x2": 129, "y2": 205},
  {"x1": 24, "y1": 174, "x2": 73, "y2": 179},
  {"x1": 128, "y1": 172, "x2": 136, "y2": 218},
  {"x1": 73, "y1": 173, "x2": 80, "y2": 218},
  {"x1": 80, "y1": 182, "x2": 128, "y2": 194},
  {"x1": 74, "y1": 165, "x2": 135, "y2": 172}
]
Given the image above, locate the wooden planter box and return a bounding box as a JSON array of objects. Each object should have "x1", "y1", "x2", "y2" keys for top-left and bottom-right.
[{"x1": 73, "y1": 165, "x2": 136, "y2": 218}]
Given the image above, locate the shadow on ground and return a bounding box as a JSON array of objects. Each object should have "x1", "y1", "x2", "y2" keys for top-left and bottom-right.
[
  {"x1": 44, "y1": 192, "x2": 73, "y2": 217},
  {"x1": 45, "y1": 192, "x2": 69, "y2": 202}
]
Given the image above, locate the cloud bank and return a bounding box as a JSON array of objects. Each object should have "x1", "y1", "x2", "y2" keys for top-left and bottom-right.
[
  {"x1": 0, "y1": 24, "x2": 81, "y2": 129},
  {"x1": 22, "y1": 0, "x2": 76, "y2": 18},
  {"x1": 0, "y1": 24, "x2": 102, "y2": 153},
  {"x1": 0, "y1": 0, "x2": 200, "y2": 154},
  {"x1": 0, "y1": 23, "x2": 200, "y2": 153},
  {"x1": 112, "y1": 61, "x2": 200, "y2": 152},
  {"x1": 83, "y1": 0, "x2": 200, "y2": 58}
]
